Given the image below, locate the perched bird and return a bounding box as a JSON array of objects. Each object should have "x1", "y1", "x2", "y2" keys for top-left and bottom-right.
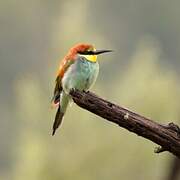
[{"x1": 51, "y1": 43, "x2": 112, "y2": 135}]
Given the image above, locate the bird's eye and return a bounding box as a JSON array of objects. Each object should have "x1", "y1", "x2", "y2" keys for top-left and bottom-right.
[{"x1": 79, "y1": 51, "x2": 94, "y2": 55}]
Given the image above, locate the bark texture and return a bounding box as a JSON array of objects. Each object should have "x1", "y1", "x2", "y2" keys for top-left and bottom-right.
[{"x1": 70, "y1": 90, "x2": 180, "y2": 158}]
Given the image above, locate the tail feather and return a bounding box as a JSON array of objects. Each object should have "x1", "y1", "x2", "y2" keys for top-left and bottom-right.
[
  {"x1": 52, "y1": 106, "x2": 64, "y2": 136},
  {"x1": 52, "y1": 91, "x2": 70, "y2": 136}
]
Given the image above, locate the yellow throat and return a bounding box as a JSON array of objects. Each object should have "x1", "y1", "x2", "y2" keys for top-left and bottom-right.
[
  {"x1": 79, "y1": 47, "x2": 97, "y2": 62},
  {"x1": 80, "y1": 54, "x2": 97, "y2": 62}
]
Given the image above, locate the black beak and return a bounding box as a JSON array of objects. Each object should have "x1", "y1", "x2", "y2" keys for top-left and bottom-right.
[
  {"x1": 79, "y1": 50, "x2": 113, "y2": 55},
  {"x1": 93, "y1": 50, "x2": 113, "y2": 55}
]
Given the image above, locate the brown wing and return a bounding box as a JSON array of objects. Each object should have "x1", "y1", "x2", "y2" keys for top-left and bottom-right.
[
  {"x1": 51, "y1": 76, "x2": 62, "y2": 105},
  {"x1": 51, "y1": 57, "x2": 75, "y2": 106}
]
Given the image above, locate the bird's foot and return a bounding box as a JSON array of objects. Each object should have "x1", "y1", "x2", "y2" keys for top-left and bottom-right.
[
  {"x1": 82, "y1": 90, "x2": 90, "y2": 93},
  {"x1": 70, "y1": 88, "x2": 76, "y2": 92}
]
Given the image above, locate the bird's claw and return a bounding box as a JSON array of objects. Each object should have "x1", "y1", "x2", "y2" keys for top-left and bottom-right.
[
  {"x1": 82, "y1": 90, "x2": 90, "y2": 93},
  {"x1": 70, "y1": 88, "x2": 76, "y2": 93}
]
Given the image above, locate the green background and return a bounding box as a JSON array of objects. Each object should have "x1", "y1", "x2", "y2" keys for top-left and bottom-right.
[{"x1": 0, "y1": 0, "x2": 180, "y2": 179}]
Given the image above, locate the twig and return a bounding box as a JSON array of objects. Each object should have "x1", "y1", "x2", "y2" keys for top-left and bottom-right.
[{"x1": 70, "y1": 89, "x2": 180, "y2": 158}]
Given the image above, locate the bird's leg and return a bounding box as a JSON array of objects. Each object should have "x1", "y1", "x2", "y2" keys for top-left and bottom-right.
[
  {"x1": 83, "y1": 90, "x2": 89, "y2": 93},
  {"x1": 70, "y1": 88, "x2": 76, "y2": 93}
]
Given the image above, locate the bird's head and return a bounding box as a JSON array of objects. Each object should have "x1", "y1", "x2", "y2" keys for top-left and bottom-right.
[{"x1": 69, "y1": 43, "x2": 112, "y2": 63}]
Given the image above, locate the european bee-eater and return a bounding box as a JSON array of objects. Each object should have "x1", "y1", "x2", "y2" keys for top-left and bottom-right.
[{"x1": 51, "y1": 43, "x2": 112, "y2": 135}]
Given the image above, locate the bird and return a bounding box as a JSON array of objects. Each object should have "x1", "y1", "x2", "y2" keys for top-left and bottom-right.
[{"x1": 51, "y1": 43, "x2": 112, "y2": 135}]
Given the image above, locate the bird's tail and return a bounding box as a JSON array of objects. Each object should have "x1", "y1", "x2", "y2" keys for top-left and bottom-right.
[
  {"x1": 52, "y1": 92, "x2": 70, "y2": 135},
  {"x1": 52, "y1": 107, "x2": 64, "y2": 135}
]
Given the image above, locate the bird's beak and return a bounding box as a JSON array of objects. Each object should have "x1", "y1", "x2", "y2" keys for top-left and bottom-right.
[{"x1": 93, "y1": 50, "x2": 113, "y2": 55}]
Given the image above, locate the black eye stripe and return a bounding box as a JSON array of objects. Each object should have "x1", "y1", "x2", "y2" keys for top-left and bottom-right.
[
  {"x1": 78, "y1": 50, "x2": 113, "y2": 55},
  {"x1": 78, "y1": 51, "x2": 95, "y2": 55}
]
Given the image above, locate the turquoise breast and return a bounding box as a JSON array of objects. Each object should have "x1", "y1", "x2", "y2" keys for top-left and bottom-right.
[{"x1": 62, "y1": 56, "x2": 99, "y2": 94}]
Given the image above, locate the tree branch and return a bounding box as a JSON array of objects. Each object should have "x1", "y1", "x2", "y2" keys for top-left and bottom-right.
[{"x1": 70, "y1": 89, "x2": 180, "y2": 158}]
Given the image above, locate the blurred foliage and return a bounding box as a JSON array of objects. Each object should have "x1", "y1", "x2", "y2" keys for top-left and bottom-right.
[
  {"x1": 9, "y1": 38, "x2": 179, "y2": 180},
  {"x1": 1, "y1": 0, "x2": 180, "y2": 180}
]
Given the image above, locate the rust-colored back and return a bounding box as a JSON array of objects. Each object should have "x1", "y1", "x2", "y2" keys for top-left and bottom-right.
[{"x1": 57, "y1": 43, "x2": 94, "y2": 78}]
